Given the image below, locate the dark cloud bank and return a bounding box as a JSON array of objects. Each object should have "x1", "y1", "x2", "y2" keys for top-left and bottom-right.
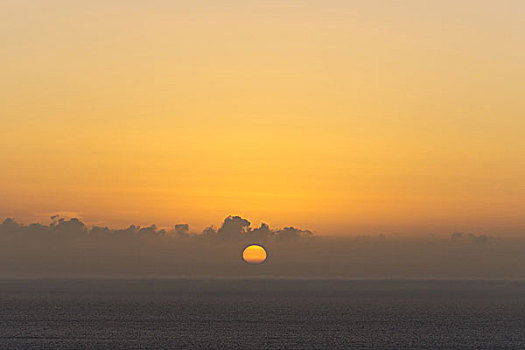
[{"x1": 1, "y1": 215, "x2": 525, "y2": 279}]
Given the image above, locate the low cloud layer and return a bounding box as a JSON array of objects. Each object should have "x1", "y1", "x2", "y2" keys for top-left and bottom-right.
[
  {"x1": 1, "y1": 215, "x2": 312, "y2": 241},
  {"x1": 1, "y1": 216, "x2": 525, "y2": 279}
]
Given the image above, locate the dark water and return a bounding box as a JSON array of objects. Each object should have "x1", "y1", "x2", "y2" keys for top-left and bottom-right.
[{"x1": 1, "y1": 279, "x2": 525, "y2": 349}]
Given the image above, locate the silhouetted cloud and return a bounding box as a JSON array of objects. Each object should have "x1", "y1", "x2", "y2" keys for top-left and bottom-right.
[
  {"x1": 218, "y1": 216, "x2": 251, "y2": 238},
  {"x1": 1, "y1": 215, "x2": 523, "y2": 279},
  {"x1": 52, "y1": 217, "x2": 86, "y2": 234},
  {"x1": 174, "y1": 224, "x2": 189, "y2": 236},
  {"x1": 274, "y1": 227, "x2": 312, "y2": 241},
  {"x1": 0, "y1": 215, "x2": 312, "y2": 242},
  {"x1": 451, "y1": 232, "x2": 489, "y2": 244}
]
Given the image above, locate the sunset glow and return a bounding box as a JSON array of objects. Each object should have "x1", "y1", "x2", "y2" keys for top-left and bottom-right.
[
  {"x1": 2, "y1": 2, "x2": 525, "y2": 348},
  {"x1": 1, "y1": 1, "x2": 524, "y2": 236}
]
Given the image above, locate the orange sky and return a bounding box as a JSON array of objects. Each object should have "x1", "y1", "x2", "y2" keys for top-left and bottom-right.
[{"x1": 1, "y1": 0, "x2": 524, "y2": 235}]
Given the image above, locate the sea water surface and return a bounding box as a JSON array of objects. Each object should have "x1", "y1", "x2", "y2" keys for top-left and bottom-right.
[{"x1": 1, "y1": 279, "x2": 525, "y2": 349}]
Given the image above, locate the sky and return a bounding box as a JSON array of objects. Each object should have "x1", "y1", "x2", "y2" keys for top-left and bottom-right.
[{"x1": 1, "y1": 0, "x2": 524, "y2": 236}]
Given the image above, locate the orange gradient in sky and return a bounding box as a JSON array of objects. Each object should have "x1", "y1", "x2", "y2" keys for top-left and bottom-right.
[
  {"x1": 1, "y1": 1, "x2": 524, "y2": 235},
  {"x1": 242, "y1": 245, "x2": 267, "y2": 264}
]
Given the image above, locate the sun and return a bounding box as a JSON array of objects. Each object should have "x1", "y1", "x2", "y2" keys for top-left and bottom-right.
[{"x1": 242, "y1": 245, "x2": 267, "y2": 264}]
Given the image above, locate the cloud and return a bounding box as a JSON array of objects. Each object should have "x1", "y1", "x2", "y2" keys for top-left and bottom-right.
[
  {"x1": 174, "y1": 224, "x2": 189, "y2": 236},
  {"x1": 274, "y1": 227, "x2": 312, "y2": 241},
  {"x1": 0, "y1": 215, "x2": 312, "y2": 242},
  {"x1": 1, "y1": 215, "x2": 524, "y2": 279},
  {"x1": 451, "y1": 232, "x2": 490, "y2": 244},
  {"x1": 52, "y1": 217, "x2": 86, "y2": 234},
  {"x1": 192, "y1": 216, "x2": 310, "y2": 241}
]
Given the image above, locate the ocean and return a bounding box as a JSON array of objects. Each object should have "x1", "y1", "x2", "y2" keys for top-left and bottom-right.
[{"x1": 1, "y1": 279, "x2": 525, "y2": 349}]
